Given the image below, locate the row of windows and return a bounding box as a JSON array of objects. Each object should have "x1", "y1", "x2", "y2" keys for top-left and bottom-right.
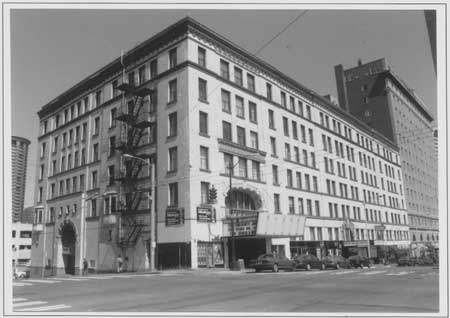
[{"x1": 41, "y1": 47, "x2": 178, "y2": 136}]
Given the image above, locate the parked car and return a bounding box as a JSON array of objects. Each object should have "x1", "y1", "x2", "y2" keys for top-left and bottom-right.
[
  {"x1": 348, "y1": 255, "x2": 371, "y2": 268},
  {"x1": 13, "y1": 269, "x2": 29, "y2": 279},
  {"x1": 323, "y1": 255, "x2": 351, "y2": 269},
  {"x1": 249, "y1": 254, "x2": 295, "y2": 272},
  {"x1": 416, "y1": 256, "x2": 435, "y2": 266},
  {"x1": 293, "y1": 254, "x2": 325, "y2": 271},
  {"x1": 397, "y1": 256, "x2": 417, "y2": 266}
]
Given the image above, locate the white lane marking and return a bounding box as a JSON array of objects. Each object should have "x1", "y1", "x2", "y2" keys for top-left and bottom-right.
[
  {"x1": 13, "y1": 301, "x2": 47, "y2": 308},
  {"x1": 25, "y1": 279, "x2": 60, "y2": 284},
  {"x1": 333, "y1": 270, "x2": 358, "y2": 275},
  {"x1": 16, "y1": 304, "x2": 71, "y2": 312},
  {"x1": 13, "y1": 282, "x2": 33, "y2": 287},
  {"x1": 50, "y1": 278, "x2": 90, "y2": 281},
  {"x1": 359, "y1": 270, "x2": 387, "y2": 275},
  {"x1": 13, "y1": 298, "x2": 28, "y2": 302}
]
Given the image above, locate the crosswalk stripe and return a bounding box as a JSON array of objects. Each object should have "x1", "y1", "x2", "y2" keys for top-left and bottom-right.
[
  {"x1": 13, "y1": 298, "x2": 28, "y2": 302},
  {"x1": 359, "y1": 270, "x2": 387, "y2": 275},
  {"x1": 13, "y1": 282, "x2": 33, "y2": 286},
  {"x1": 15, "y1": 304, "x2": 71, "y2": 312},
  {"x1": 13, "y1": 301, "x2": 47, "y2": 308},
  {"x1": 25, "y1": 279, "x2": 60, "y2": 284}
]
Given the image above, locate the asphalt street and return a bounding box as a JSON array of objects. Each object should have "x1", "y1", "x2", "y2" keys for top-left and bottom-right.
[{"x1": 11, "y1": 265, "x2": 439, "y2": 313}]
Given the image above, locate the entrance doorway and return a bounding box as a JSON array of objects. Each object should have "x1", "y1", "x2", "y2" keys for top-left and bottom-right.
[{"x1": 60, "y1": 221, "x2": 77, "y2": 275}]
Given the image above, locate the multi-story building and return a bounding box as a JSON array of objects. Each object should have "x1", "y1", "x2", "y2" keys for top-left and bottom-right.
[
  {"x1": 12, "y1": 222, "x2": 33, "y2": 267},
  {"x1": 30, "y1": 17, "x2": 410, "y2": 276},
  {"x1": 335, "y1": 58, "x2": 438, "y2": 254},
  {"x1": 12, "y1": 136, "x2": 31, "y2": 223}
]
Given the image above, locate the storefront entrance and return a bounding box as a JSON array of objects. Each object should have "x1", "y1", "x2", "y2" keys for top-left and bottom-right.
[
  {"x1": 59, "y1": 221, "x2": 77, "y2": 275},
  {"x1": 226, "y1": 237, "x2": 266, "y2": 267}
]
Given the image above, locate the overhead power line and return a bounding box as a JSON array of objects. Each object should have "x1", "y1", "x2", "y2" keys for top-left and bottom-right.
[{"x1": 255, "y1": 10, "x2": 309, "y2": 55}]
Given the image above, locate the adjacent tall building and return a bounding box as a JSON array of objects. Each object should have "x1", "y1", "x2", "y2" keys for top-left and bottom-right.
[
  {"x1": 12, "y1": 136, "x2": 31, "y2": 223},
  {"x1": 335, "y1": 58, "x2": 439, "y2": 254},
  {"x1": 30, "y1": 18, "x2": 410, "y2": 276}
]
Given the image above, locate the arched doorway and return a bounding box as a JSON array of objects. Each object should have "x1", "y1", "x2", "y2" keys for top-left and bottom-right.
[
  {"x1": 59, "y1": 220, "x2": 77, "y2": 275},
  {"x1": 225, "y1": 187, "x2": 266, "y2": 267}
]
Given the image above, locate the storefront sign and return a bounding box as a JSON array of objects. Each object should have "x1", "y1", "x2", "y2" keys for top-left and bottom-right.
[
  {"x1": 256, "y1": 213, "x2": 306, "y2": 237},
  {"x1": 165, "y1": 209, "x2": 184, "y2": 226},
  {"x1": 343, "y1": 241, "x2": 357, "y2": 247},
  {"x1": 223, "y1": 215, "x2": 258, "y2": 237},
  {"x1": 197, "y1": 206, "x2": 216, "y2": 223}
]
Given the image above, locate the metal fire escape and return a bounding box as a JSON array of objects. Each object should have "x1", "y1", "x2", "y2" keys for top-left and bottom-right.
[{"x1": 115, "y1": 81, "x2": 155, "y2": 247}]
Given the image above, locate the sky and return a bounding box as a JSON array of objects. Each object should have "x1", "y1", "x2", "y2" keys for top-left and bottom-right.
[{"x1": 10, "y1": 8, "x2": 437, "y2": 207}]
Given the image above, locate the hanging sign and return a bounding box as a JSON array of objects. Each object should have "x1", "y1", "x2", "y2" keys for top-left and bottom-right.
[
  {"x1": 165, "y1": 209, "x2": 184, "y2": 226},
  {"x1": 197, "y1": 206, "x2": 216, "y2": 223}
]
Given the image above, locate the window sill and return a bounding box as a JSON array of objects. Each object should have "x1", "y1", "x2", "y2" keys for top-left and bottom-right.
[
  {"x1": 200, "y1": 168, "x2": 211, "y2": 173},
  {"x1": 198, "y1": 99, "x2": 209, "y2": 104},
  {"x1": 249, "y1": 120, "x2": 258, "y2": 125},
  {"x1": 199, "y1": 133, "x2": 210, "y2": 138},
  {"x1": 167, "y1": 100, "x2": 177, "y2": 106},
  {"x1": 166, "y1": 135, "x2": 177, "y2": 142},
  {"x1": 167, "y1": 170, "x2": 177, "y2": 176},
  {"x1": 236, "y1": 115, "x2": 245, "y2": 120},
  {"x1": 222, "y1": 109, "x2": 232, "y2": 115}
]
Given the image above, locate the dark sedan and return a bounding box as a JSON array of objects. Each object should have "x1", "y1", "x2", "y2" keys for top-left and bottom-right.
[
  {"x1": 323, "y1": 255, "x2": 351, "y2": 269},
  {"x1": 293, "y1": 254, "x2": 325, "y2": 271},
  {"x1": 397, "y1": 256, "x2": 417, "y2": 266},
  {"x1": 249, "y1": 254, "x2": 295, "y2": 272},
  {"x1": 348, "y1": 255, "x2": 371, "y2": 268}
]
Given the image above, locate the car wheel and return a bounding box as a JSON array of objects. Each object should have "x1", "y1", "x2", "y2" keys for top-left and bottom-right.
[
  {"x1": 336, "y1": 263, "x2": 340, "y2": 270},
  {"x1": 273, "y1": 264, "x2": 279, "y2": 272},
  {"x1": 306, "y1": 264, "x2": 311, "y2": 271}
]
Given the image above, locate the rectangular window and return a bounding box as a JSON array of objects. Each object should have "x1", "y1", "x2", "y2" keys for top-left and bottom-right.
[
  {"x1": 108, "y1": 165, "x2": 115, "y2": 186},
  {"x1": 95, "y1": 90, "x2": 102, "y2": 107},
  {"x1": 109, "y1": 108, "x2": 117, "y2": 127},
  {"x1": 168, "y1": 112, "x2": 177, "y2": 137},
  {"x1": 201, "y1": 182, "x2": 210, "y2": 204},
  {"x1": 168, "y1": 147, "x2": 178, "y2": 172},
  {"x1": 270, "y1": 137, "x2": 277, "y2": 156},
  {"x1": 272, "y1": 165, "x2": 279, "y2": 185},
  {"x1": 169, "y1": 48, "x2": 177, "y2": 68},
  {"x1": 222, "y1": 121, "x2": 232, "y2": 141},
  {"x1": 150, "y1": 59, "x2": 158, "y2": 78},
  {"x1": 289, "y1": 96, "x2": 295, "y2": 112},
  {"x1": 89, "y1": 170, "x2": 97, "y2": 190},
  {"x1": 300, "y1": 125, "x2": 306, "y2": 143},
  {"x1": 220, "y1": 59, "x2": 229, "y2": 79},
  {"x1": 304, "y1": 174, "x2": 310, "y2": 191},
  {"x1": 169, "y1": 182, "x2": 178, "y2": 206},
  {"x1": 236, "y1": 96, "x2": 244, "y2": 118},
  {"x1": 315, "y1": 201, "x2": 320, "y2": 216},
  {"x1": 200, "y1": 146, "x2": 209, "y2": 170},
  {"x1": 93, "y1": 143, "x2": 99, "y2": 162},
  {"x1": 280, "y1": 91, "x2": 287, "y2": 108},
  {"x1": 237, "y1": 126, "x2": 246, "y2": 146},
  {"x1": 287, "y1": 170, "x2": 293, "y2": 187},
  {"x1": 296, "y1": 172, "x2": 302, "y2": 189},
  {"x1": 306, "y1": 199, "x2": 312, "y2": 216},
  {"x1": 234, "y1": 67, "x2": 243, "y2": 86},
  {"x1": 266, "y1": 83, "x2": 272, "y2": 100},
  {"x1": 82, "y1": 122, "x2": 87, "y2": 141},
  {"x1": 289, "y1": 196, "x2": 295, "y2": 214},
  {"x1": 306, "y1": 105, "x2": 311, "y2": 119},
  {"x1": 91, "y1": 199, "x2": 97, "y2": 217},
  {"x1": 308, "y1": 128, "x2": 314, "y2": 146},
  {"x1": 224, "y1": 153, "x2": 233, "y2": 175},
  {"x1": 38, "y1": 187, "x2": 43, "y2": 202},
  {"x1": 199, "y1": 111, "x2": 208, "y2": 135},
  {"x1": 198, "y1": 47, "x2": 206, "y2": 67},
  {"x1": 80, "y1": 174, "x2": 85, "y2": 191},
  {"x1": 292, "y1": 121, "x2": 298, "y2": 140},
  {"x1": 109, "y1": 136, "x2": 116, "y2": 157},
  {"x1": 251, "y1": 161, "x2": 260, "y2": 181},
  {"x1": 298, "y1": 198, "x2": 304, "y2": 215},
  {"x1": 39, "y1": 165, "x2": 44, "y2": 180},
  {"x1": 238, "y1": 157, "x2": 248, "y2": 178},
  {"x1": 135, "y1": 68, "x2": 144, "y2": 87},
  {"x1": 221, "y1": 89, "x2": 231, "y2": 113},
  {"x1": 284, "y1": 143, "x2": 291, "y2": 160},
  {"x1": 274, "y1": 194, "x2": 280, "y2": 213},
  {"x1": 168, "y1": 79, "x2": 177, "y2": 103},
  {"x1": 81, "y1": 148, "x2": 86, "y2": 165},
  {"x1": 198, "y1": 78, "x2": 208, "y2": 102},
  {"x1": 250, "y1": 131, "x2": 259, "y2": 149},
  {"x1": 249, "y1": 102, "x2": 257, "y2": 123},
  {"x1": 268, "y1": 109, "x2": 275, "y2": 129},
  {"x1": 247, "y1": 74, "x2": 255, "y2": 92},
  {"x1": 283, "y1": 117, "x2": 289, "y2": 136},
  {"x1": 40, "y1": 142, "x2": 46, "y2": 158}
]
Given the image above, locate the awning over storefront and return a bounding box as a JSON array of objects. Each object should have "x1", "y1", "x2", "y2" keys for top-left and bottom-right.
[{"x1": 256, "y1": 213, "x2": 306, "y2": 237}]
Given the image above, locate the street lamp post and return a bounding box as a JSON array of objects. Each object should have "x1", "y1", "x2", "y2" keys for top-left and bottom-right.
[{"x1": 122, "y1": 153, "x2": 156, "y2": 272}]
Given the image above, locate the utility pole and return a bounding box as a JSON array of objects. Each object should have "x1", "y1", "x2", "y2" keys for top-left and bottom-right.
[{"x1": 150, "y1": 158, "x2": 156, "y2": 272}]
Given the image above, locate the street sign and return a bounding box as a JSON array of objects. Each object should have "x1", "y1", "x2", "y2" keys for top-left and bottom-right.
[
  {"x1": 165, "y1": 209, "x2": 184, "y2": 226},
  {"x1": 197, "y1": 206, "x2": 216, "y2": 223}
]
